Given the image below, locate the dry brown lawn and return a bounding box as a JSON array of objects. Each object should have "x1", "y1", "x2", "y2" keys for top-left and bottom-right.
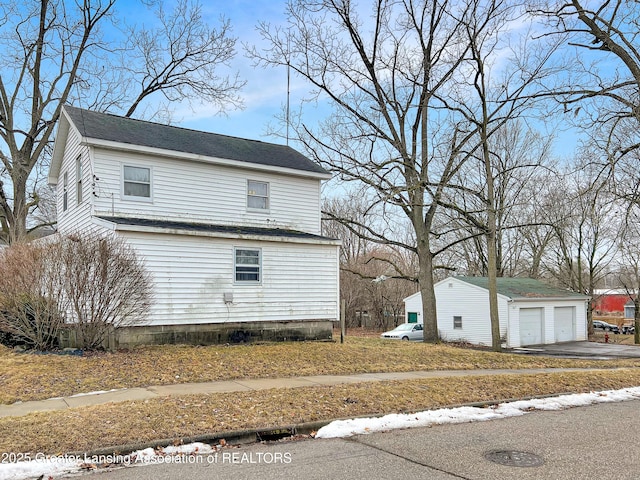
[
  {"x1": 2, "y1": 369, "x2": 640, "y2": 455},
  {"x1": 2, "y1": 338, "x2": 640, "y2": 404}
]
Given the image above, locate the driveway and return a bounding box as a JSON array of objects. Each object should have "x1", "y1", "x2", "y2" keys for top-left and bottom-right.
[{"x1": 511, "y1": 341, "x2": 640, "y2": 359}]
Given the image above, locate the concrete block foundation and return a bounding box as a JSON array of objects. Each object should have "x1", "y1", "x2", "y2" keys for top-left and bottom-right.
[{"x1": 60, "y1": 320, "x2": 334, "y2": 350}]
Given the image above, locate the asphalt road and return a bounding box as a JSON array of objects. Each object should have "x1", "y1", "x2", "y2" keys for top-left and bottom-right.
[{"x1": 79, "y1": 399, "x2": 640, "y2": 480}]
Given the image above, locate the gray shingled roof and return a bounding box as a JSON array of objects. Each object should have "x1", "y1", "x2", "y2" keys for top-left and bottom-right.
[
  {"x1": 97, "y1": 216, "x2": 338, "y2": 242},
  {"x1": 456, "y1": 276, "x2": 588, "y2": 299},
  {"x1": 64, "y1": 106, "x2": 328, "y2": 175}
]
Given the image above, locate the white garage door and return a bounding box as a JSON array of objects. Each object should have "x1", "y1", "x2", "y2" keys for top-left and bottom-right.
[
  {"x1": 520, "y1": 307, "x2": 543, "y2": 346},
  {"x1": 554, "y1": 307, "x2": 575, "y2": 342}
]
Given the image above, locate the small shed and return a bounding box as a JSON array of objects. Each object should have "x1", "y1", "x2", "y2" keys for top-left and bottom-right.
[{"x1": 403, "y1": 276, "x2": 589, "y2": 348}]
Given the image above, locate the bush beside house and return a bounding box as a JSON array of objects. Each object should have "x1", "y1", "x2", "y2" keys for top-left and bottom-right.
[{"x1": 0, "y1": 234, "x2": 152, "y2": 350}]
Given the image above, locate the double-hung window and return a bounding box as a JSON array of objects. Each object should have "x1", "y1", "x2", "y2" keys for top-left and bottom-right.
[
  {"x1": 234, "y1": 248, "x2": 261, "y2": 283},
  {"x1": 123, "y1": 165, "x2": 151, "y2": 199},
  {"x1": 76, "y1": 156, "x2": 83, "y2": 204},
  {"x1": 62, "y1": 172, "x2": 68, "y2": 212},
  {"x1": 247, "y1": 180, "x2": 269, "y2": 210},
  {"x1": 453, "y1": 316, "x2": 463, "y2": 329}
]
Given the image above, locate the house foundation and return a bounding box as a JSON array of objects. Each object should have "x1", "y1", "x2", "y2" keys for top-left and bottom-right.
[{"x1": 60, "y1": 320, "x2": 334, "y2": 350}]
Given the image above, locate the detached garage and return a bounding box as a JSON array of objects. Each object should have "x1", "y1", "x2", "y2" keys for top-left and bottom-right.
[{"x1": 403, "y1": 276, "x2": 589, "y2": 348}]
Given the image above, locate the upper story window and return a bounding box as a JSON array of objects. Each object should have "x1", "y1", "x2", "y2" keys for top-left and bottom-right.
[
  {"x1": 76, "y1": 156, "x2": 83, "y2": 204},
  {"x1": 247, "y1": 180, "x2": 269, "y2": 210},
  {"x1": 123, "y1": 165, "x2": 151, "y2": 199},
  {"x1": 234, "y1": 248, "x2": 261, "y2": 283},
  {"x1": 62, "y1": 172, "x2": 68, "y2": 212}
]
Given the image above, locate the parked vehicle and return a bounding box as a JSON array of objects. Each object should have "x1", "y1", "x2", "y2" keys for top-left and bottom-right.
[
  {"x1": 622, "y1": 324, "x2": 636, "y2": 335},
  {"x1": 381, "y1": 323, "x2": 424, "y2": 341},
  {"x1": 593, "y1": 320, "x2": 620, "y2": 334}
]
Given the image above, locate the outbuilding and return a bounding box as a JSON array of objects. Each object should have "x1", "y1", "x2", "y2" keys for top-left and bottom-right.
[{"x1": 403, "y1": 276, "x2": 589, "y2": 347}]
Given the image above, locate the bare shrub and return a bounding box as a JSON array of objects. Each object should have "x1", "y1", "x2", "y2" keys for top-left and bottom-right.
[
  {"x1": 60, "y1": 234, "x2": 152, "y2": 349},
  {"x1": 0, "y1": 242, "x2": 66, "y2": 350},
  {"x1": 0, "y1": 234, "x2": 152, "y2": 351}
]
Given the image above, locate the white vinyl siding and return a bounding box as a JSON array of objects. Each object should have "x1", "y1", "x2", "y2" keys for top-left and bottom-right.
[
  {"x1": 432, "y1": 279, "x2": 509, "y2": 346},
  {"x1": 55, "y1": 130, "x2": 93, "y2": 234},
  {"x1": 247, "y1": 180, "x2": 269, "y2": 210},
  {"x1": 91, "y1": 149, "x2": 322, "y2": 234},
  {"x1": 120, "y1": 231, "x2": 339, "y2": 325}
]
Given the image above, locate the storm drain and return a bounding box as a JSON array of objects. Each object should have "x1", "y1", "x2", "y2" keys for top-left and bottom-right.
[{"x1": 484, "y1": 450, "x2": 544, "y2": 467}]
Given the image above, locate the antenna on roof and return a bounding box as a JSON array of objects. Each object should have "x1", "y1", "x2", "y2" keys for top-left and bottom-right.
[{"x1": 286, "y1": 27, "x2": 291, "y2": 146}]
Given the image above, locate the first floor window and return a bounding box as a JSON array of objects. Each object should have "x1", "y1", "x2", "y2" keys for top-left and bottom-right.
[
  {"x1": 123, "y1": 165, "x2": 151, "y2": 198},
  {"x1": 235, "y1": 248, "x2": 261, "y2": 283},
  {"x1": 453, "y1": 316, "x2": 462, "y2": 329}
]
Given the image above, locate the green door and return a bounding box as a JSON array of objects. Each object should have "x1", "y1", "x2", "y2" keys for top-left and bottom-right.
[{"x1": 408, "y1": 312, "x2": 418, "y2": 323}]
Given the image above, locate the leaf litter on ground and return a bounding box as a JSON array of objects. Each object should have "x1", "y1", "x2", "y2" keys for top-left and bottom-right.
[{"x1": 1, "y1": 337, "x2": 639, "y2": 404}]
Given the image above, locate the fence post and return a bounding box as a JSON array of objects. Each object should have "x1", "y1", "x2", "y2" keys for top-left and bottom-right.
[{"x1": 340, "y1": 299, "x2": 346, "y2": 344}]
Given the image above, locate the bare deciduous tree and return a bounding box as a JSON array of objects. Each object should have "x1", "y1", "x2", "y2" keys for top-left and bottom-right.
[
  {"x1": 534, "y1": 0, "x2": 640, "y2": 159},
  {"x1": 542, "y1": 162, "x2": 620, "y2": 331},
  {"x1": 0, "y1": 0, "x2": 243, "y2": 243},
  {"x1": 323, "y1": 194, "x2": 417, "y2": 329},
  {"x1": 121, "y1": 0, "x2": 244, "y2": 118},
  {"x1": 444, "y1": 126, "x2": 556, "y2": 275},
  {"x1": 617, "y1": 208, "x2": 640, "y2": 344},
  {"x1": 251, "y1": 0, "x2": 534, "y2": 343},
  {"x1": 434, "y1": 1, "x2": 562, "y2": 350}
]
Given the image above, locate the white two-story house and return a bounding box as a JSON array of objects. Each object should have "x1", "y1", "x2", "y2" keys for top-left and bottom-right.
[{"x1": 48, "y1": 106, "x2": 340, "y2": 347}]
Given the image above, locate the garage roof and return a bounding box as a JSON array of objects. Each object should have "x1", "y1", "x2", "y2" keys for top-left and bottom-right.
[{"x1": 456, "y1": 276, "x2": 588, "y2": 300}]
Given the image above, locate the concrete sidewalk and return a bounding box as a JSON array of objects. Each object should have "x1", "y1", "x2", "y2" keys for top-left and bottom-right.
[{"x1": 0, "y1": 367, "x2": 602, "y2": 418}]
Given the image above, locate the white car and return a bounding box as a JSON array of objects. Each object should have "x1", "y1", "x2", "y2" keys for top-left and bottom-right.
[{"x1": 380, "y1": 323, "x2": 424, "y2": 341}]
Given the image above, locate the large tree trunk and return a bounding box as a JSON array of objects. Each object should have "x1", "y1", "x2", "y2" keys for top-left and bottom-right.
[
  {"x1": 417, "y1": 236, "x2": 438, "y2": 343},
  {"x1": 486, "y1": 221, "x2": 502, "y2": 351},
  {"x1": 10, "y1": 167, "x2": 28, "y2": 243}
]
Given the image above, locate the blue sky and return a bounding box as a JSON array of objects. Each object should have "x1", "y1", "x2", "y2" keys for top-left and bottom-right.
[
  {"x1": 167, "y1": 0, "x2": 295, "y2": 142},
  {"x1": 124, "y1": 0, "x2": 585, "y2": 159}
]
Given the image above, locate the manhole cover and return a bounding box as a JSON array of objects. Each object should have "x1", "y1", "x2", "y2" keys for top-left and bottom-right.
[{"x1": 484, "y1": 450, "x2": 544, "y2": 467}]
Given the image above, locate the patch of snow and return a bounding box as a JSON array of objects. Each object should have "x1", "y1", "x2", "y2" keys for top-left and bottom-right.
[
  {"x1": 315, "y1": 386, "x2": 640, "y2": 439},
  {"x1": 4, "y1": 388, "x2": 640, "y2": 479},
  {"x1": 0, "y1": 457, "x2": 80, "y2": 480},
  {"x1": 161, "y1": 443, "x2": 215, "y2": 456},
  {"x1": 0, "y1": 442, "x2": 215, "y2": 480}
]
